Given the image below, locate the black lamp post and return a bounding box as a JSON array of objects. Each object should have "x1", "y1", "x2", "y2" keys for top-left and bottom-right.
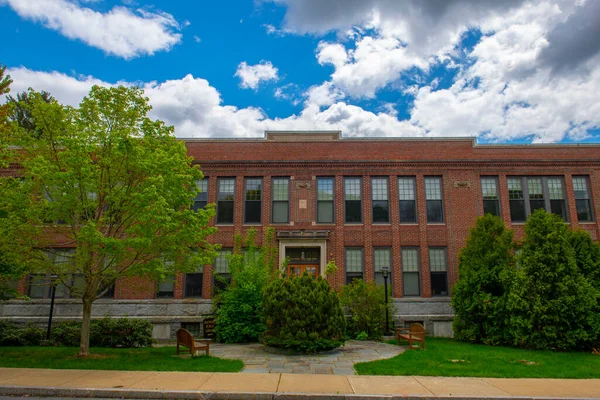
[
  {"x1": 381, "y1": 266, "x2": 390, "y2": 335},
  {"x1": 46, "y1": 275, "x2": 57, "y2": 340}
]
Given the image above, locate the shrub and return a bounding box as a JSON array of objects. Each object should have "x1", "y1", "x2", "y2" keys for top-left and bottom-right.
[
  {"x1": 262, "y1": 274, "x2": 346, "y2": 353},
  {"x1": 214, "y1": 228, "x2": 277, "y2": 343},
  {"x1": 91, "y1": 317, "x2": 153, "y2": 348},
  {"x1": 507, "y1": 210, "x2": 600, "y2": 351},
  {"x1": 339, "y1": 279, "x2": 390, "y2": 340},
  {"x1": 51, "y1": 321, "x2": 82, "y2": 347},
  {"x1": 0, "y1": 320, "x2": 45, "y2": 346},
  {"x1": 451, "y1": 214, "x2": 515, "y2": 345},
  {"x1": 568, "y1": 229, "x2": 600, "y2": 291}
]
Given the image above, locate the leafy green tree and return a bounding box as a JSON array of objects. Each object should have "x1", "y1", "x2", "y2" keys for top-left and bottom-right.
[
  {"x1": 214, "y1": 228, "x2": 278, "y2": 343},
  {"x1": 340, "y1": 279, "x2": 390, "y2": 340},
  {"x1": 507, "y1": 210, "x2": 600, "y2": 351},
  {"x1": 452, "y1": 214, "x2": 515, "y2": 345},
  {"x1": 0, "y1": 86, "x2": 217, "y2": 356},
  {"x1": 262, "y1": 274, "x2": 346, "y2": 353},
  {"x1": 7, "y1": 89, "x2": 55, "y2": 138}
]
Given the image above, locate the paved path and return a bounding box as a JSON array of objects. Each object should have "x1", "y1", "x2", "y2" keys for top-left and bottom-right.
[
  {"x1": 1, "y1": 368, "x2": 600, "y2": 399},
  {"x1": 208, "y1": 339, "x2": 404, "y2": 374}
]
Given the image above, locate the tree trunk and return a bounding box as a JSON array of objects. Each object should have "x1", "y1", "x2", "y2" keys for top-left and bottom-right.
[{"x1": 79, "y1": 297, "x2": 93, "y2": 357}]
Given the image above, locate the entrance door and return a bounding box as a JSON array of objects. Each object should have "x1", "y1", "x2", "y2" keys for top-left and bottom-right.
[{"x1": 288, "y1": 264, "x2": 319, "y2": 277}]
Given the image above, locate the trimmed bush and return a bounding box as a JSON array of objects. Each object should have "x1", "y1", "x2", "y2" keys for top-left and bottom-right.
[
  {"x1": 340, "y1": 279, "x2": 390, "y2": 340},
  {"x1": 262, "y1": 274, "x2": 346, "y2": 353},
  {"x1": 452, "y1": 214, "x2": 515, "y2": 345},
  {"x1": 0, "y1": 318, "x2": 153, "y2": 348},
  {"x1": 91, "y1": 317, "x2": 153, "y2": 348},
  {"x1": 0, "y1": 320, "x2": 45, "y2": 346}
]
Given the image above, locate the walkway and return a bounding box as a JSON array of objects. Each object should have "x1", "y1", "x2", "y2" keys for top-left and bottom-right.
[
  {"x1": 209, "y1": 339, "x2": 404, "y2": 374},
  {"x1": 1, "y1": 368, "x2": 599, "y2": 399}
]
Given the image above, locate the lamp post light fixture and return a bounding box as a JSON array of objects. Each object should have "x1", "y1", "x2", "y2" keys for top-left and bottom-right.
[
  {"x1": 381, "y1": 266, "x2": 390, "y2": 335},
  {"x1": 46, "y1": 275, "x2": 58, "y2": 340}
]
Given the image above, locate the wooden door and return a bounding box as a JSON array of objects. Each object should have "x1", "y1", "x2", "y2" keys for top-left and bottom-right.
[{"x1": 287, "y1": 264, "x2": 319, "y2": 277}]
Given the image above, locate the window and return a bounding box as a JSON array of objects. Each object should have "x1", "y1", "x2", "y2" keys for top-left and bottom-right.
[
  {"x1": 317, "y1": 177, "x2": 334, "y2": 223},
  {"x1": 425, "y1": 177, "x2": 444, "y2": 223},
  {"x1": 398, "y1": 177, "x2": 417, "y2": 223},
  {"x1": 216, "y1": 178, "x2": 235, "y2": 224},
  {"x1": 508, "y1": 177, "x2": 526, "y2": 222},
  {"x1": 481, "y1": 177, "x2": 500, "y2": 216},
  {"x1": 27, "y1": 274, "x2": 48, "y2": 299},
  {"x1": 213, "y1": 249, "x2": 231, "y2": 295},
  {"x1": 272, "y1": 178, "x2": 289, "y2": 223},
  {"x1": 371, "y1": 178, "x2": 389, "y2": 223},
  {"x1": 192, "y1": 179, "x2": 208, "y2": 211},
  {"x1": 528, "y1": 177, "x2": 545, "y2": 214},
  {"x1": 547, "y1": 178, "x2": 567, "y2": 221},
  {"x1": 244, "y1": 178, "x2": 262, "y2": 224},
  {"x1": 374, "y1": 248, "x2": 391, "y2": 295},
  {"x1": 181, "y1": 322, "x2": 201, "y2": 336},
  {"x1": 573, "y1": 176, "x2": 594, "y2": 222},
  {"x1": 344, "y1": 178, "x2": 362, "y2": 223},
  {"x1": 157, "y1": 276, "x2": 175, "y2": 298},
  {"x1": 345, "y1": 248, "x2": 363, "y2": 283},
  {"x1": 402, "y1": 248, "x2": 420, "y2": 296},
  {"x1": 508, "y1": 177, "x2": 568, "y2": 222},
  {"x1": 184, "y1": 273, "x2": 203, "y2": 298},
  {"x1": 429, "y1": 248, "x2": 448, "y2": 296}
]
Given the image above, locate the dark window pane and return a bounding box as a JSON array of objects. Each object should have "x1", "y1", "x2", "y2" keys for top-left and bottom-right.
[
  {"x1": 217, "y1": 201, "x2": 234, "y2": 224},
  {"x1": 576, "y1": 199, "x2": 593, "y2": 222},
  {"x1": 510, "y1": 200, "x2": 526, "y2": 222},
  {"x1": 100, "y1": 283, "x2": 115, "y2": 299},
  {"x1": 185, "y1": 273, "x2": 203, "y2": 297},
  {"x1": 431, "y1": 272, "x2": 448, "y2": 296},
  {"x1": 346, "y1": 273, "x2": 363, "y2": 284},
  {"x1": 272, "y1": 201, "x2": 289, "y2": 223},
  {"x1": 403, "y1": 272, "x2": 420, "y2": 296},
  {"x1": 530, "y1": 200, "x2": 545, "y2": 214},
  {"x1": 317, "y1": 201, "x2": 334, "y2": 223},
  {"x1": 372, "y1": 200, "x2": 389, "y2": 223},
  {"x1": 400, "y1": 200, "x2": 416, "y2": 223},
  {"x1": 374, "y1": 272, "x2": 392, "y2": 296},
  {"x1": 345, "y1": 200, "x2": 362, "y2": 223},
  {"x1": 483, "y1": 200, "x2": 500, "y2": 216},
  {"x1": 181, "y1": 322, "x2": 201, "y2": 336},
  {"x1": 28, "y1": 275, "x2": 47, "y2": 298},
  {"x1": 426, "y1": 200, "x2": 443, "y2": 223},
  {"x1": 244, "y1": 201, "x2": 261, "y2": 224},
  {"x1": 550, "y1": 199, "x2": 568, "y2": 221}
]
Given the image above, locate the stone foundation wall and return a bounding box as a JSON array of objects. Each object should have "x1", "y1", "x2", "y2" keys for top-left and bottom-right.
[{"x1": 1, "y1": 297, "x2": 455, "y2": 339}]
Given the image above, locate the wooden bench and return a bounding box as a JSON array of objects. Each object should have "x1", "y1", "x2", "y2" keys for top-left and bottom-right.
[
  {"x1": 396, "y1": 323, "x2": 426, "y2": 350},
  {"x1": 176, "y1": 328, "x2": 211, "y2": 356}
]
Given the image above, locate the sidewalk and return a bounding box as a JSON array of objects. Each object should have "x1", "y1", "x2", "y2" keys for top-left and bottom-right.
[{"x1": 1, "y1": 368, "x2": 600, "y2": 399}]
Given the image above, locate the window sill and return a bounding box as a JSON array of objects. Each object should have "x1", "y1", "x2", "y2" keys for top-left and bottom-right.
[
  {"x1": 578, "y1": 221, "x2": 596, "y2": 224},
  {"x1": 400, "y1": 223, "x2": 419, "y2": 226},
  {"x1": 372, "y1": 223, "x2": 391, "y2": 226},
  {"x1": 242, "y1": 224, "x2": 262, "y2": 226},
  {"x1": 215, "y1": 223, "x2": 235, "y2": 226},
  {"x1": 344, "y1": 223, "x2": 364, "y2": 226},
  {"x1": 426, "y1": 223, "x2": 446, "y2": 226}
]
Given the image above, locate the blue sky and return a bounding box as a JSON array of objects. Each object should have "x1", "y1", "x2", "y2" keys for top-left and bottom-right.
[{"x1": 1, "y1": 0, "x2": 600, "y2": 143}]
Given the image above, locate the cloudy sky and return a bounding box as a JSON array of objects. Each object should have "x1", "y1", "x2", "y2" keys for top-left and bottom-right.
[{"x1": 1, "y1": 0, "x2": 600, "y2": 143}]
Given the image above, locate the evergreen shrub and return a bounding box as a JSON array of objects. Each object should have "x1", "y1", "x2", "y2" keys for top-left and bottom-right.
[
  {"x1": 262, "y1": 274, "x2": 346, "y2": 352},
  {"x1": 452, "y1": 214, "x2": 515, "y2": 345}
]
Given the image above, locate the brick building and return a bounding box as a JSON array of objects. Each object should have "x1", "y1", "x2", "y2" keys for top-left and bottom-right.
[{"x1": 2, "y1": 131, "x2": 600, "y2": 338}]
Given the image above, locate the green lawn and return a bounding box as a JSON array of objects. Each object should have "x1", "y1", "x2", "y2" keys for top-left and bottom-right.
[
  {"x1": 355, "y1": 337, "x2": 600, "y2": 378},
  {"x1": 0, "y1": 346, "x2": 243, "y2": 372}
]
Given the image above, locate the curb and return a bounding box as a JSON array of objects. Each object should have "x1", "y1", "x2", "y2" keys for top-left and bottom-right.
[{"x1": 0, "y1": 385, "x2": 593, "y2": 400}]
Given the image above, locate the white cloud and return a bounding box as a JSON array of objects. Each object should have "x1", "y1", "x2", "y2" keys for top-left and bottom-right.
[
  {"x1": 1, "y1": 0, "x2": 182, "y2": 59},
  {"x1": 3, "y1": 67, "x2": 430, "y2": 138},
  {"x1": 235, "y1": 61, "x2": 279, "y2": 90}
]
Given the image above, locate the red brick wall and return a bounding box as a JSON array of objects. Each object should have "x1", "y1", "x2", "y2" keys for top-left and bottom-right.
[{"x1": 8, "y1": 137, "x2": 600, "y2": 300}]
